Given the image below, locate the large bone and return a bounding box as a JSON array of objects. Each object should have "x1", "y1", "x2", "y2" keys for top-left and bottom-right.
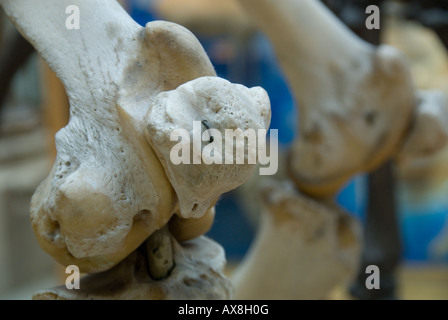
[
  {"x1": 1, "y1": 0, "x2": 270, "y2": 278},
  {"x1": 232, "y1": 179, "x2": 361, "y2": 299},
  {"x1": 238, "y1": 0, "x2": 416, "y2": 196}
]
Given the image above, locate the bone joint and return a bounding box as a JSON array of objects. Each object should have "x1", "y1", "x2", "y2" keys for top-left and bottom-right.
[
  {"x1": 0, "y1": 0, "x2": 271, "y2": 300},
  {"x1": 232, "y1": 179, "x2": 361, "y2": 299},
  {"x1": 238, "y1": 0, "x2": 416, "y2": 196}
]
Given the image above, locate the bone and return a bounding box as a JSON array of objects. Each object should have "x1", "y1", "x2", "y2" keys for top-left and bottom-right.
[
  {"x1": 146, "y1": 76, "x2": 271, "y2": 219},
  {"x1": 238, "y1": 0, "x2": 416, "y2": 196},
  {"x1": 144, "y1": 226, "x2": 174, "y2": 280},
  {"x1": 396, "y1": 89, "x2": 448, "y2": 168},
  {"x1": 169, "y1": 206, "x2": 216, "y2": 243},
  {"x1": 33, "y1": 236, "x2": 233, "y2": 300},
  {"x1": 1, "y1": 0, "x2": 271, "y2": 276},
  {"x1": 232, "y1": 179, "x2": 361, "y2": 299},
  {"x1": 2, "y1": 0, "x2": 210, "y2": 273}
]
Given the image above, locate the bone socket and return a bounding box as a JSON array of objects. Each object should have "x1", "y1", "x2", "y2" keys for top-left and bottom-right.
[{"x1": 143, "y1": 225, "x2": 175, "y2": 280}]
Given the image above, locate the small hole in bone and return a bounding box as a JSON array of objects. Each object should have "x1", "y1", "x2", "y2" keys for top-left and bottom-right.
[
  {"x1": 133, "y1": 210, "x2": 153, "y2": 224},
  {"x1": 65, "y1": 161, "x2": 71, "y2": 167},
  {"x1": 192, "y1": 204, "x2": 198, "y2": 211},
  {"x1": 183, "y1": 278, "x2": 197, "y2": 287},
  {"x1": 303, "y1": 123, "x2": 322, "y2": 144},
  {"x1": 47, "y1": 220, "x2": 61, "y2": 242},
  {"x1": 364, "y1": 111, "x2": 377, "y2": 126}
]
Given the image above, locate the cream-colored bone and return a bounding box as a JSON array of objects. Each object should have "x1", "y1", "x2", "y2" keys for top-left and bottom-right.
[
  {"x1": 397, "y1": 90, "x2": 448, "y2": 168},
  {"x1": 145, "y1": 226, "x2": 174, "y2": 280},
  {"x1": 169, "y1": 206, "x2": 216, "y2": 243},
  {"x1": 238, "y1": 0, "x2": 415, "y2": 196},
  {"x1": 395, "y1": 90, "x2": 448, "y2": 191},
  {"x1": 33, "y1": 236, "x2": 232, "y2": 300},
  {"x1": 0, "y1": 0, "x2": 270, "y2": 276},
  {"x1": 232, "y1": 179, "x2": 361, "y2": 299},
  {"x1": 146, "y1": 76, "x2": 271, "y2": 219}
]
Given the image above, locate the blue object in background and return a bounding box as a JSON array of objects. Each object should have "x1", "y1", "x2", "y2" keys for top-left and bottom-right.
[
  {"x1": 208, "y1": 192, "x2": 256, "y2": 261},
  {"x1": 337, "y1": 174, "x2": 368, "y2": 223},
  {"x1": 397, "y1": 185, "x2": 448, "y2": 262},
  {"x1": 126, "y1": 0, "x2": 161, "y2": 25}
]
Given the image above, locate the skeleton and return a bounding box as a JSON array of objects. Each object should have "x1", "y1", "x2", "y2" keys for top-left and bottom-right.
[
  {"x1": 232, "y1": 179, "x2": 361, "y2": 300},
  {"x1": 232, "y1": 0, "x2": 448, "y2": 299},
  {"x1": 4, "y1": 0, "x2": 447, "y2": 301},
  {"x1": 0, "y1": 0, "x2": 271, "y2": 299},
  {"x1": 33, "y1": 236, "x2": 232, "y2": 300},
  {"x1": 238, "y1": 0, "x2": 416, "y2": 197}
]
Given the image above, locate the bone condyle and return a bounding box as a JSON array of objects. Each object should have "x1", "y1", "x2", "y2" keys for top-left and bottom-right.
[
  {"x1": 238, "y1": 0, "x2": 416, "y2": 196},
  {"x1": 146, "y1": 76, "x2": 271, "y2": 219},
  {"x1": 232, "y1": 179, "x2": 361, "y2": 299},
  {"x1": 231, "y1": 0, "x2": 443, "y2": 299}
]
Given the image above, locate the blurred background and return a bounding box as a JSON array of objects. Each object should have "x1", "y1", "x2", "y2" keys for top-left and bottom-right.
[{"x1": 0, "y1": 0, "x2": 448, "y2": 299}]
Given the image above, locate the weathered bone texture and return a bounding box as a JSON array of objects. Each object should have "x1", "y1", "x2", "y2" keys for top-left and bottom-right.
[
  {"x1": 145, "y1": 226, "x2": 174, "y2": 280},
  {"x1": 232, "y1": 180, "x2": 361, "y2": 299},
  {"x1": 0, "y1": 0, "x2": 270, "y2": 278},
  {"x1": 33, "y1": 236, "x2": 232, "y2": 300},
  {"x1": 238, "y1": 0, "x2": 416, "y2": 196},
  {"x1": 146, "y1": 76, "x2": 270, "y2": 219},
  {"x1": 396, "y1": 90, "x2": 448, "y2": 169}
]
